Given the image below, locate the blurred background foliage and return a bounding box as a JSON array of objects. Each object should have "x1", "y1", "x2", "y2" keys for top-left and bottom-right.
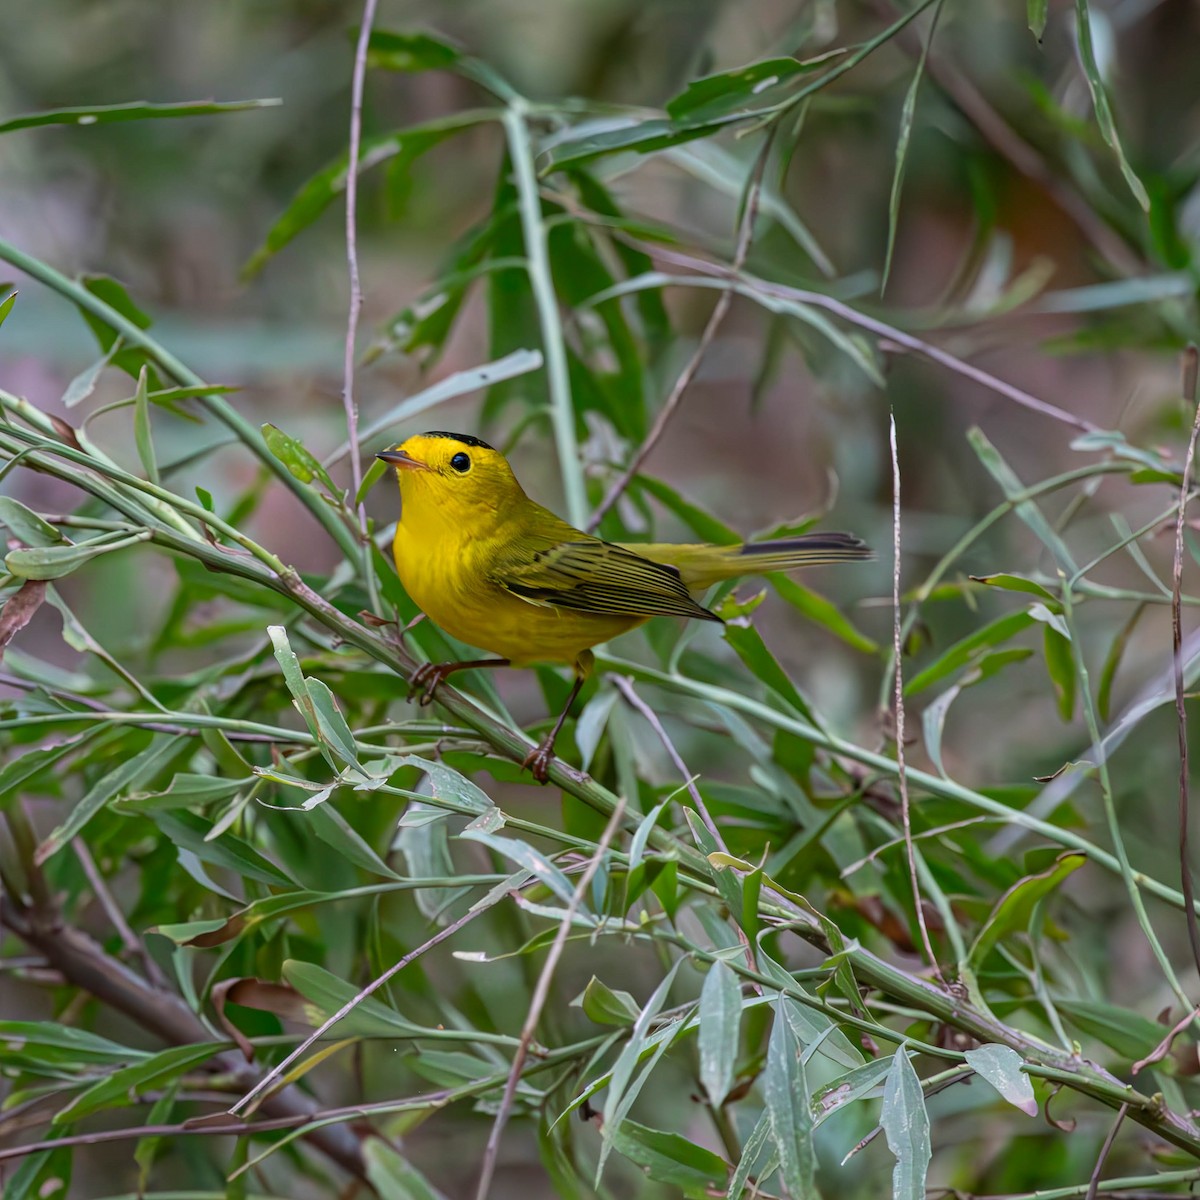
[{"x1": 4, "y1": 0, "x2": 1200, "y2": 1197}]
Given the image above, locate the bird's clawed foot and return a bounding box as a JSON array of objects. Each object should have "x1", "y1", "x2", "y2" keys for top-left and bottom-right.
[
  {"x1": 408, "y1": 661, "x2": 454, "y2": 706},
  {"x1": 521, "y1": 736, "x2": 558, "y2": 784}
]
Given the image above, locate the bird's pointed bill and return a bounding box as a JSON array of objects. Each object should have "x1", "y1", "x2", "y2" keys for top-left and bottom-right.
[{"x1": 377, "y1": 448, "x2": 431, "y2": 471}]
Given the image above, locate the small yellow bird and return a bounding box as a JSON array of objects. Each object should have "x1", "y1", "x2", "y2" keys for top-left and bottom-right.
[{"x1": 378, "y1": 432, "x2": 870, "y2": 781}]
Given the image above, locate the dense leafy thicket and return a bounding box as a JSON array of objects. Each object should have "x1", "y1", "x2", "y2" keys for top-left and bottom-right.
[{"x1": 3, "y1": 1, "x2": 1200, "y2": 1197}]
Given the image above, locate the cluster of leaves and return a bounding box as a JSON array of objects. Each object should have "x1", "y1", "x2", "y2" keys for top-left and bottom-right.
[{"x1": 3, "y1": 4, "x2": 1200, "y2": 1199}]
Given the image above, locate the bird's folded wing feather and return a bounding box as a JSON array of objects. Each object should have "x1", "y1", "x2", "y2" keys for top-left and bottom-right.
[{"x1": 491, "y1": 536, "x2": 720, "y2": 622}]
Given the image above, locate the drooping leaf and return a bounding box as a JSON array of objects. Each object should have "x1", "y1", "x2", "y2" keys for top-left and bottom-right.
[
  {"x1": 968, "y1": 851, "x2": 1087, "y2": 970},
  {"x1": 881, "y1": 1049, "x2": 931, "y2": 1200},
  {"x1": 964, "y1": 1044, "x2": 1036, "y2": 1116},
  {"x1": 764, "y1": 997, "x2": 817, "y2": 1199},
  {"x1": 698, "y1": 960, "x2": 741, "y2": 1107},
  {"x1": 610, "y1": 1120, "x2": 728, "y2": 1196}
]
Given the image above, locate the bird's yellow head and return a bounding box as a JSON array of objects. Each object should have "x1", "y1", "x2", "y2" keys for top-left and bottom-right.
[{"x1": 376, "y1": 432, "x2": 527, "y2": 533}]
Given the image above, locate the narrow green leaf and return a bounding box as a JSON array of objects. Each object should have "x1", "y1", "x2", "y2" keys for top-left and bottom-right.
[
  {"x1": 35, "y1": 734, "x2": 180, "y2": 864},
  {"x1": 132, "y1": 365, "x2": 159, "y2": 485},
  {"x1": 268, "y1": 624, "x2": 324, "y2": 750},
  {"x1": 54, "y1": 1042, "x2": 221, "y2": 1123},
  {"x1": 153, "y1": 810, "x2": 295, "y2": 887},
  {"x1": 5, "y1": 530, "x2": 151, "y2": 580},
  {"x1": 365, "y1": 29, "x2": 462, "y2": 72},
  {"x1": 970, "y1": 572, "x2": 1056, "y2": 601},
  {"x1": 597, "y1": 961, "x2": 682, "y2": 1182},
  {"x1": 62, "y1": 342, "x2": 119, "y2": 407},
  {"x1": 610, "y1": 1120, "x2": 727, "y2": 1195},
  {"x1": 305, "y1": 677, "x2": 364, "y2": 770},
  {"x1": 698, "y1": 960, "x2": 741, "y2": 1106},
  {"x1": 634, "y1": 474, "x2": 739, "y2": 544},
  {"x1": 460, "y1": 817, "x2": 576, "y2": 906},
  {"x1": 115, "y1": 772, "x2": 247, "y2": 812},
  {"x1": 964, "y1": 1044, "x2": 1036, "y2": 1116},
  {"x1": 262, "y1": 423, "x2": 341, "y2": 498},
  {"x1": 906, "y1": 611, "x2": 1035, "y2": 695},
  {"x1": 0, "y1": 496, "x2": 66, "y2": 547},
  {"x1": 0, "y1": 289, "x2": 15, "y2": 327},
  {"x1": 1028, "y1": 0, "x2": 1049, "y2": 39},
  {"x1": 771, "y1": 574, "x2": 878, "y2": 654},
  {"x1": 882, "y1": 1049, "x2": 931, "y2": 1200},
  {"x1": 1098, "y1": 602, "x2": 1144, "y2": 721},
  {"x1": 764, "y1": 997, "x2": 817, "y2": 1199},
  {"x1": 243, "y1": 113, "x2": 490, "y2": 277},
  {"x1": 968, "y1": 851, "x2": 1087, "y2": 969},
  {"x1": 282, "y1": 960, "x2": 425, "y2": 1038},
  {"x1": 305, "y1": 802, "x2": 400, "y2": 879},
  {"x1": 1055, "y1": 998, "x2": 1166, "y2": 1059},
  {"x1": 811, "y1": 1057, "x2": 892, "y2": 1125},
  {"x1": 883, "y1": 0, "x2": 943, "y2": 294},
  {"x1": 1042, "y1": 624, "x2": 1076, "y2": 721},
  {"x1": 579, "y1": 976, "x2": 640, "y2": 1026},
  {"x1": 969, "y1": 427, "x2": 1076, "y2": 571},
  {"x1": 0, "y1": 1021, "x2": 144, "y2": 1066},
  {"x1": 357, "y1": 349, "x2": 542, "y2": 452},
  {"x1": 0, "y1": 98, "x2": 281, "y2": 135},
  {"x1": 726, "y1": 1110, "x2": 772, "y2": 1199},
  {"x1": 364, "y1": 1138, "x2": 451, "y2": 1200},
  {"x1": 1073, "y1": 0, "x2": 1150, "y2": 210},
  {"x1": 397, "y1": 754, "x2": 494, "y2": 816},
  {"x1": 717, "y1": 591, "x2": 816, "y2": 719}
]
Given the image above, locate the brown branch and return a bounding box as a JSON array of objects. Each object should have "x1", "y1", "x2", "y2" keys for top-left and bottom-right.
[
  {"x1": 586, "y1": 131, "x2": 773, "y2": 532},
  {"x1": 0, "y1": 903, "x2": 367, "y2": 1181},
  {"x1": 1173, "y1": 344, "x2": 1200, "y2": 981},
  {"x1": 72, "y1": 836, "x2": 164, "y2": 986}
]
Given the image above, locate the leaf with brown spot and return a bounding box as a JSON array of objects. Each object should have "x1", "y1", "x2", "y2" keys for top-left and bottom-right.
[{"x1": 0, "y1": 578, "x2": 47, "y2": 662}]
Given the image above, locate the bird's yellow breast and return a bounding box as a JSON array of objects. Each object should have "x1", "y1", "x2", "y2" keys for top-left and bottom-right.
[{"x1": 392, "y1": 519, "x2": 643, "y2": 667}]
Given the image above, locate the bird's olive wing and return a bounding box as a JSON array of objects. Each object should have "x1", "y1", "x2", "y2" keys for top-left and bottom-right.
[{"x1": 492, "y1": 538, "x2": 721, "y2": 622}]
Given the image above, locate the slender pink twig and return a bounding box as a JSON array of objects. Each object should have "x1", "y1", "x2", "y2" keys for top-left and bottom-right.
[
  {"x1": 341, "y1": 0, "x2": 380, "y2": 531},
  {"x1": 891, "y1": 410, "x2": 941, "y2": 978}
]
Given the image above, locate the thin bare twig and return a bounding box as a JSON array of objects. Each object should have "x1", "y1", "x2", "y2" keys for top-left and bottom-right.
[
  {"x1": 890, "y1": 410, "x2": 940, "y2": 978},
  {"x1": 1085, "y1": 1103, "x2": 1129, "y2": 1200},
  {"x1": 1173, "y1": 344, "x2": 1200, "y2": 980},
  {"x1": 72, "y1": 837, "x2": 164, "y2": 986},
  {"x1": 341, "y1": 0, "x2": 379, "y2": 532},
  {"x1": 612, "y1": 675, "x2": 722, "y2": 847},
  {"x1": 474, "y1": 797, "x2": 627, "y2": 1200},
  {"x1": 586, "y1": 132, "x2": 774, "y2": 532},
  {"x1": 610, "y1": 236, "x2": 1097, "y2": 434},
  {"x1": 227, "y1": 900, "x2": 487, "y2": 1117},
  {"x1": 0, "y1": 672, "x2": 285, "y2": 742},
  {"x1": 612, "y1": 675, "x2": 763, "y2": 988},
  {"x1": 1132, "y1": 1005, "x2": 1200, "y2": 1075}
]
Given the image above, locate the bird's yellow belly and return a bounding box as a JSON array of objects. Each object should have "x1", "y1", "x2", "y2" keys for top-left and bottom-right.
[{"x1": 395, "y1": 531, "x2": 643, "y2": 666}]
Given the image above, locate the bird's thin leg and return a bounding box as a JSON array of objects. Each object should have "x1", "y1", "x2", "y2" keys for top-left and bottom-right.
[
  {"x1": 409, "y1": 658, "x2": 511, "y2": 706},
  {"x1": 523, "y1": 673, "x2": 587, "y2": 784}
]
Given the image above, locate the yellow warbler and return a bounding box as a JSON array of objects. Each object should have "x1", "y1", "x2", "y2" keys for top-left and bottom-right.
[{"x1": 378, "y1": 431, "x2": 870, "y2": 781}]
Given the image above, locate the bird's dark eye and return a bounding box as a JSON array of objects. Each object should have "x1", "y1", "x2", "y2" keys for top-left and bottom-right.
[{"x1": 449, "y1": 452, "x2": 471, "y2": 473}]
